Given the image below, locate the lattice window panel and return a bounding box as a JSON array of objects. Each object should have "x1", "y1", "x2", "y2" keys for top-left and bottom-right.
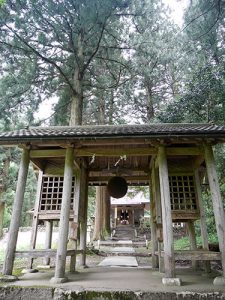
[
  {"x1": 169, "y1": 175, "x2": 197, "y2": 211},
  {"x1": 40, "y1": 176, "x2": 75, "y2": 212}
]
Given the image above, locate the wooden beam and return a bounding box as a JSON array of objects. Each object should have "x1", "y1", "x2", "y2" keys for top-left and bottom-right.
[
  {"x1": 30, "y1": 149, "x2": 66, "y2": 158},
  {"x1": 15, "y1": 249, "x2": 83, "y2": 258},
  {"x1": 89, "y1": 175, "x2": 149, "y2": 182},
  {"x1": 158, "y1": 250, "x2": 221, "y2": 261},
  {"x1": 75, "y1": 147, "x2": 156, "y2": 156},
  {"x1": 192, "y1": 155, "x2": 205, "y2": 170},
  {"x1": 75, "y1": 147, "x2": 203, "y2": 157},
  {"x1": 29, "y1": 147, "x2": 203, "y2": 159},
  {"x1": 167, "y1": 147, "x2": 203, "y2": 156}
]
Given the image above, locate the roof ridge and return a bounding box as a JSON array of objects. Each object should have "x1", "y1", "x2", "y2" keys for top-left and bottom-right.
[{"x1": 29, "y1": 122, "x2": 212, "y2": 130}]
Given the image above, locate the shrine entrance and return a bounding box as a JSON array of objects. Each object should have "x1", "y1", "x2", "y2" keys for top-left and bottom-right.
[{"x1": 119, "y1": 208, "x2": 130, "y2": 225}]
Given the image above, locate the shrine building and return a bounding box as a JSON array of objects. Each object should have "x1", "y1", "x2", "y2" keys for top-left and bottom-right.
[{"x1": 0, "y1": 123, "x2": 225, "y2": 286}]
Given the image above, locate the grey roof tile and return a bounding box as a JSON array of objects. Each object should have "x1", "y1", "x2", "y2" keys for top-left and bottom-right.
[{"x1": 0, "y1": 123, "x2": 224, "y2": 142}]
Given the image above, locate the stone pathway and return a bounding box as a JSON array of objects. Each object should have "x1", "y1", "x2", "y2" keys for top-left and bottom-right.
[{"x1": 98, "y1": 240, "x2": 138, "y2": 267}]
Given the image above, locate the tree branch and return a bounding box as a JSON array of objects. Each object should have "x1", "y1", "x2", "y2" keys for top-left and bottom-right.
[
  {"x1": 81, "y1": 19, "x2": 107, "y2": 76},
  {"x1": 5, "y1": 24, "x2": 76, "y2": 95},
  {"x1": 181, "y1": 2, "x2": 217, "y2": 33}
]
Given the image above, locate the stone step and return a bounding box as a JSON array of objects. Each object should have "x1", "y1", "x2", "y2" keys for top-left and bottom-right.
[
  {"x1": 99, "y1": 242, "x2": 147, "y2": 248},
  {"x1": 97, "y1": 251, "x2": 152, "y2": 257},
  {"x1": 98, "y1": 256, "x2": 138, "y2": 267}
]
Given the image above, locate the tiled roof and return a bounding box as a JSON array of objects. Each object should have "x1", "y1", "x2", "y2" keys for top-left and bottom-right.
[
  {"x1": 111, "y1": 191, "x2": 149, "y2": 205},
  {"x1": 0, "y1": 123, "x2": 224, "y2": 143}
]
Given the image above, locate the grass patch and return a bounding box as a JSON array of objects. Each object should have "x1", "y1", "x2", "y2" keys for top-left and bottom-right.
[
  {"x1": 12, "y1": 268, "x2": 24, "y2": 277},
  {"x1": 174, "y1": 234, "x2": 219, "y2": 251}
]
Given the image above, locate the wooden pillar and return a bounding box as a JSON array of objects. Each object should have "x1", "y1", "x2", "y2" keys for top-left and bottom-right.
[
  {"x1": 3, "y1": 148, "x2": 30, "y2": 275},
  {"x1": 149, "y1": 170, "x2": 158, "y2": 269},
  {"x1": 204, "y1": 144, "x2": 225, "y2": 280},
  {"x1": 195, "y1": 170, "x2": 211, "y2": 273},
  {"x1": 187, "y1": 221, "x2": 197, "y2": 270},
  {"x1": 29, "y1": 170, "x2": 43, "y2": 269},
  {"x1": 158, "y1": 146, "x2": 175, "y2": 279},
  {"x1": 51, "y1": 147, "x2": 74, "y2": 283},
  {"x1": 45, "y1": 220, "x2": 53, "y2": 265},
  {"x1": 79, "y1": 164, "x2": 88, "y2": 267}
]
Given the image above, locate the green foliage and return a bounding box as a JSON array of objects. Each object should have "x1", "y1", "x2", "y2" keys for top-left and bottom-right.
[
  {"x1": 174, "y1": 236, "x2": 190, "y2": 250},
  {"x1": 0, "y1": 0, "x2": 132, "y2": 125},
  {"x1": 87, "y1": 187, "x2": 96, "y2": 222}
]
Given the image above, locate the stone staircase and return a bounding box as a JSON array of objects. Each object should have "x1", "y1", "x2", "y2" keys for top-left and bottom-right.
[
  {"x1": 96, "y1": 225, "x2": 151, "y2": 265},
  {"x1": 113, "y1": 224, "x2": 135, "y2": 240}
]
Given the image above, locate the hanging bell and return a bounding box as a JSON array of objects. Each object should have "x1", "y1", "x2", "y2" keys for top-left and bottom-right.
[{"x1": 107, "y1": 176, "x2": 128, "y2": 199}]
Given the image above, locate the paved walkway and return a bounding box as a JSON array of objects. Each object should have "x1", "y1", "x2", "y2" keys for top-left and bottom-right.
[
  {"x1": 2, "y1": 226, "x2": 225, "y2": 296},
  {"x1": 5, "y1": 267, "x2": 225, "y2": 294},
  {"x1": 98, "y1": 239, "x2": 138, "y2": 267},
  {"x1": 98, "y1": 225, "x2": 139, "y2": 268}
]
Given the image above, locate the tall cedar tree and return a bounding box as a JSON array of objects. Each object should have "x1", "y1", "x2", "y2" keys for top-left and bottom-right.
[{"x1": 0, "y1": 0, "x2": 131, "y2": 125}]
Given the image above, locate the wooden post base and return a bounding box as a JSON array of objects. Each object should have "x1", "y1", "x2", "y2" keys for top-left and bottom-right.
[
  {"x1": 213, "y1": 276, "x2": 225, "y2": 286},
  {"x1": 50, "y1": 277, "x2": 68, "y2": 284},
  {"x1": 162, "y1": 277, "x2": 182, "y2": 286}
]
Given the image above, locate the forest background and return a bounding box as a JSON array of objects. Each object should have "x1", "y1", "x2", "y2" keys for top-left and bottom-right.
[{"x1": 0, "y1": 0, "x2": 224, "y2": 242}]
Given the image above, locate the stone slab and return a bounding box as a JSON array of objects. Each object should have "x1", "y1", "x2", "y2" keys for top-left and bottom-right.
[
  {"x1": 112, "y1": 247, "x2": 135, "y2": 253},
  {"x1": 98, "y1": 256, "x2": 138, "y2": 267},
  {"x1": 117, "y1": 240, "x2": 132, "y2": 244},
  {"x1": 162, "y1": 277, "x2": 182, "y2": 286}
]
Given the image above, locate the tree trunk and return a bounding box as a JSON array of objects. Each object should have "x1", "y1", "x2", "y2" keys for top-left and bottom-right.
[
  {"x1": 69, "y1": 32, "x2": 84, "y2": 126},
  {"x1": 99, "y1": 95, "x2": 105, "y2": 124},
  {"x1": 70, "y1": 70, "x2": 83, "y2": 126},
  {"x1": 0, "y1": 200, "x2": 5, "y2": 238},
  {"x1": 102, "y1": 187, "x2": 111, "y2": 236},
  {"x1": 108, "y1": 90, "x2": 114, "y2": 124},
  {"x1": 145, "y1": 80, "x2": 154, "y2": 122},
  {"x1": 93, "y1": 186, "x2": 104, "y2": 240}
]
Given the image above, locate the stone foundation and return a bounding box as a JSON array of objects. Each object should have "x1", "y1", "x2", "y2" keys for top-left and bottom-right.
[{"x1": 0, "y1": 287, "x2": 225, "y2": 300}]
